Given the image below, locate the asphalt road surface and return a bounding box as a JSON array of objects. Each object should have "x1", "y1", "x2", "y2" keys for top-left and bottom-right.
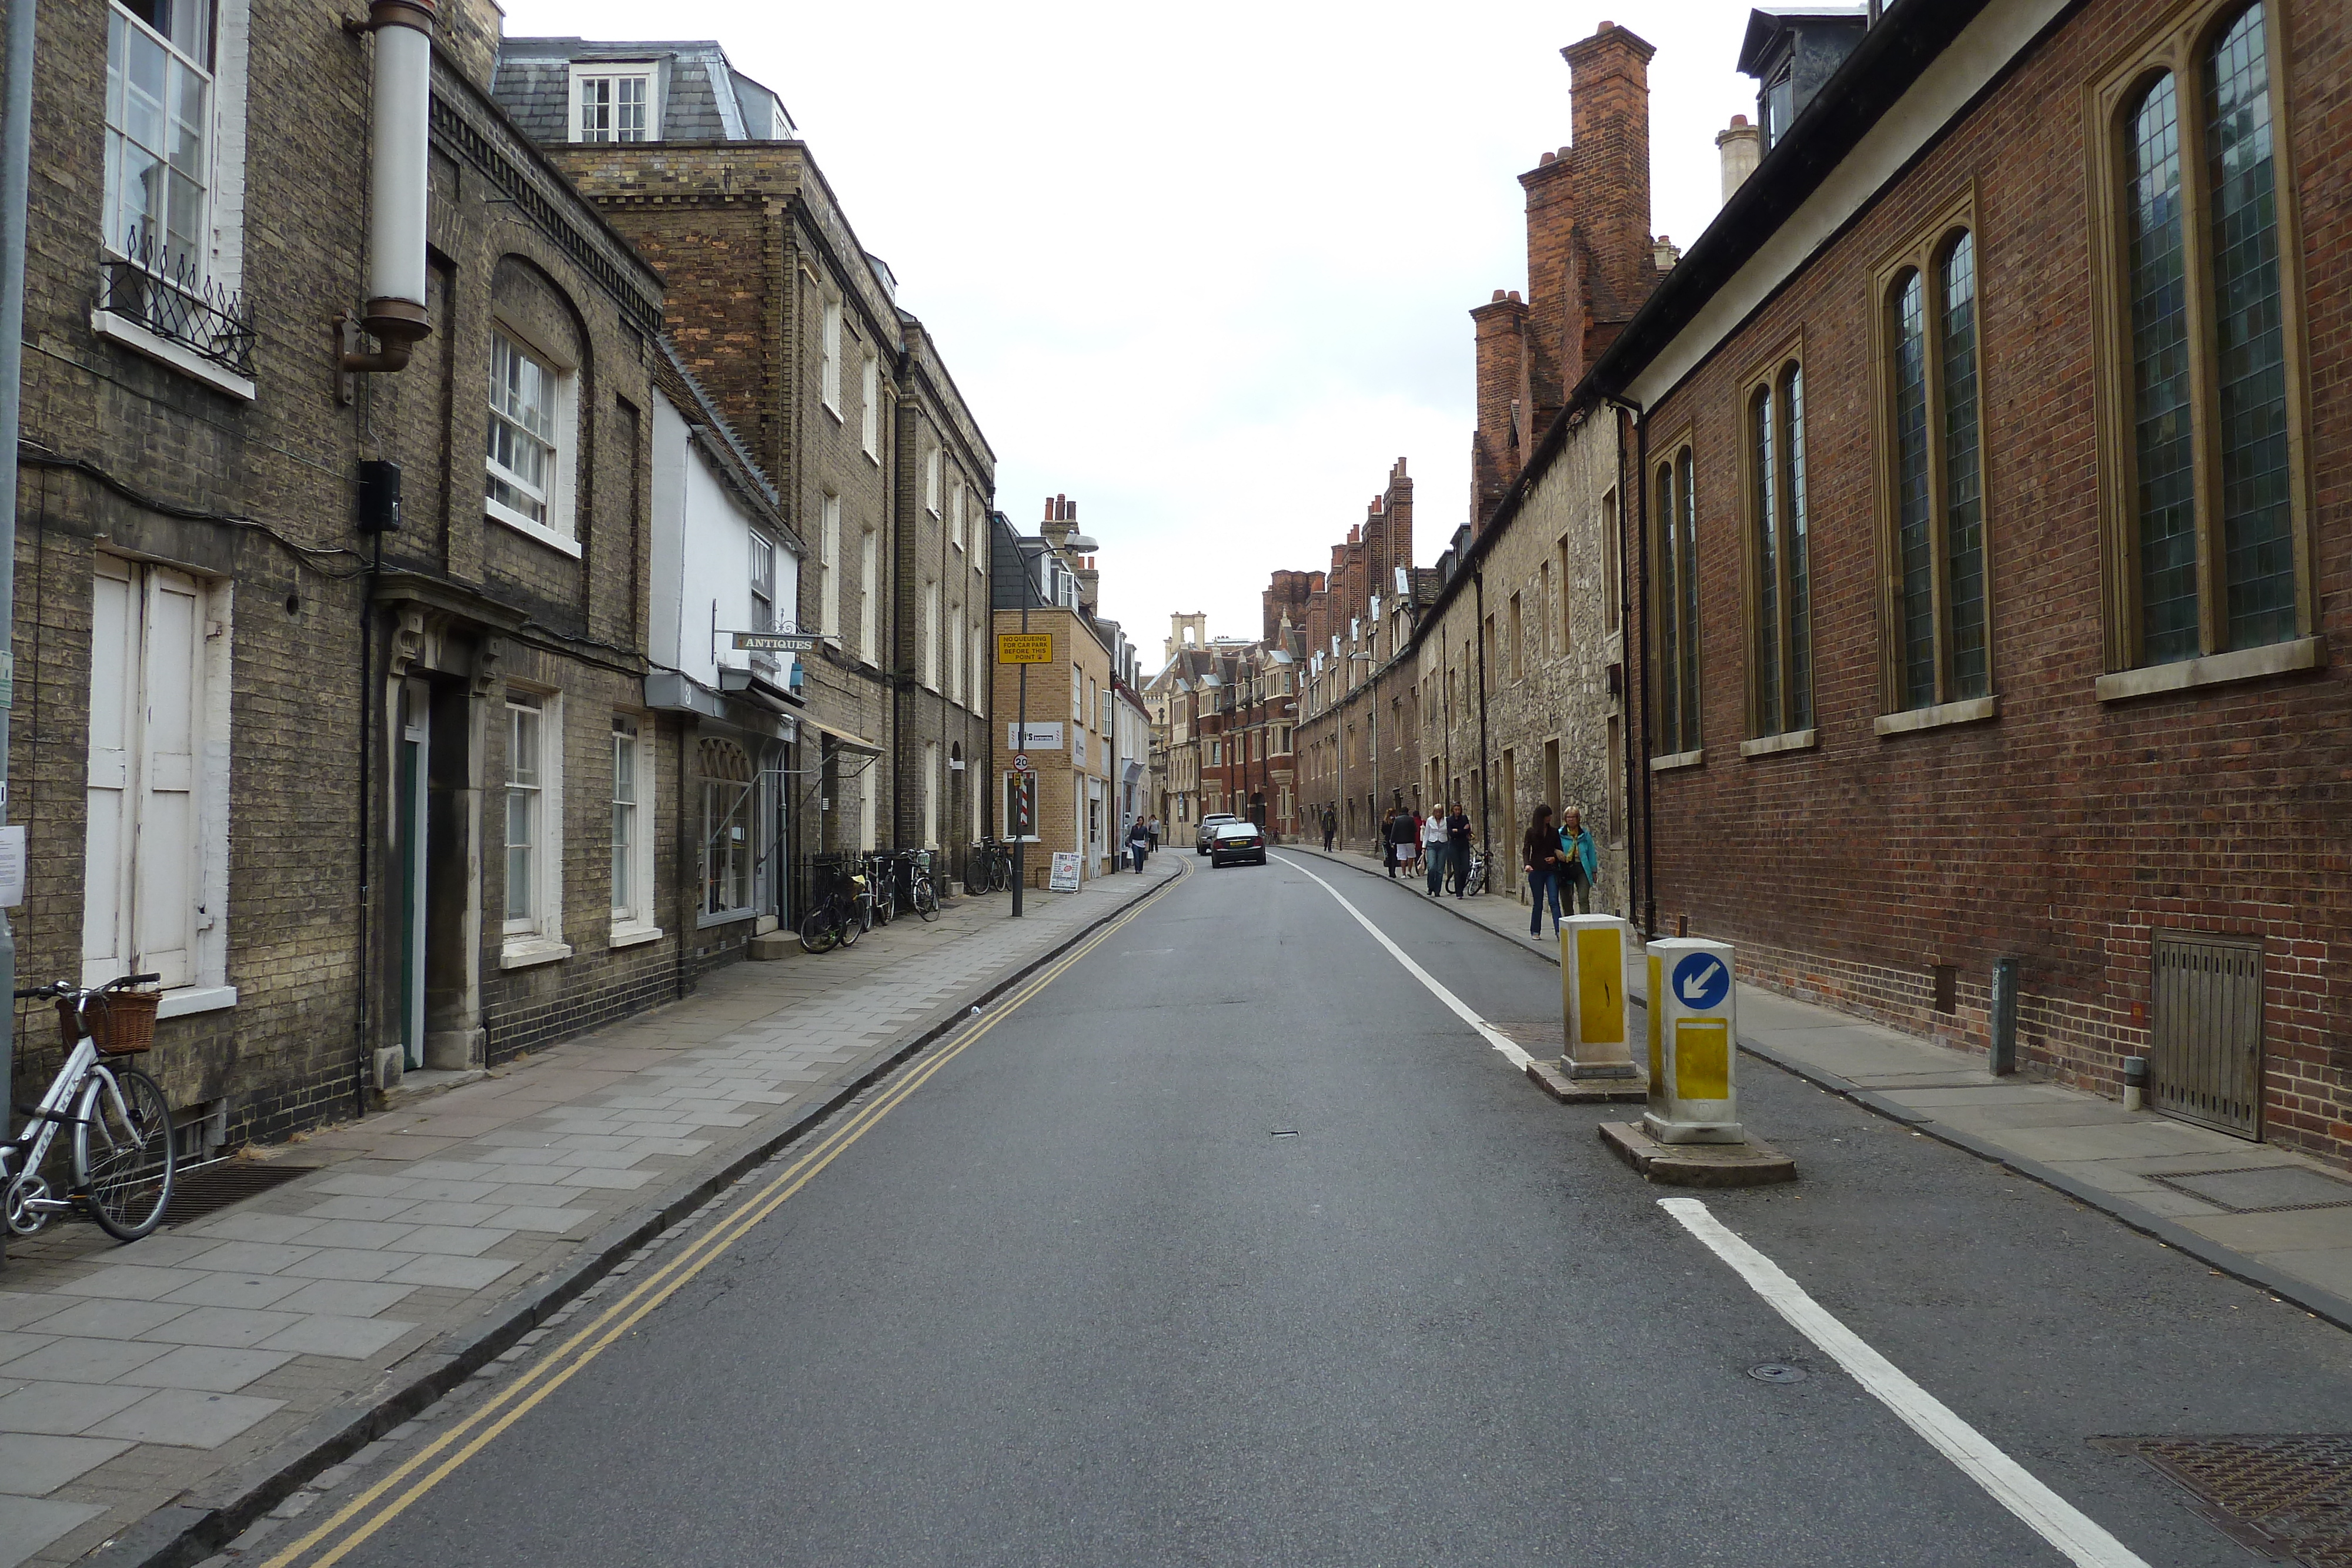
[{"x1": 275, "y1": 853, "x2": 2352, "y2": 1567}]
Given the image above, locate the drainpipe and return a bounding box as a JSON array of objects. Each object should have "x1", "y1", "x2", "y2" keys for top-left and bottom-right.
[
  {"x1": 0, "y1": 0, "x2": 36, "y2": 1267},
  {"x1": 1622, "y1": 401, "x2": 1656, "y2": 940},
  {"x1": 1472, "y1": 567, "x2": 1492, "y2": 880},
  {"x1": 341, "y1": 0, "x2": 435, "y2": 373}
]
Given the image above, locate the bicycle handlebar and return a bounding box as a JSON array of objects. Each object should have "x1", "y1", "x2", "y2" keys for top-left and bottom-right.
[{"x1": 12, "y1": 973, "x2": 161, "y2": 1001}]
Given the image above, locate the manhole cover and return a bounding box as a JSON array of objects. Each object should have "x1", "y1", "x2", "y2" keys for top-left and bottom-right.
[
  {"x1": 162, "y1": 1159, "x2": 320, "y2": 1226},
  {"x1": 2154, "y1": 1168, "x2": 2352, "y2": 1213},
  {"x1": 1747, "y1": 1363, "x2": 1808, "y2": 1384},
  {"x1": 2097, "y1": 1435, "x2": 2352, "y2": 1566}
]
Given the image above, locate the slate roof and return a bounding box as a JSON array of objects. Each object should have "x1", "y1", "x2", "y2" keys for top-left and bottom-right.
[{"x1": 492, "y1": 38, "x2": 793, "y2": 146}]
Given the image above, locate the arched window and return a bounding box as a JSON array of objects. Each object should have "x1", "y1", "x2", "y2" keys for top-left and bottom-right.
[
  {"x1": 1745, "y1": 357, "x2": 1813, "y2": 740},
  {"x1": 1877, "y1": 225, "x2": 1990, "y2": 714},
  {"x1": 2099, "y1": 1, "x2": 2307, "y2": 677},
  {"x1": 1651, "y1": 447, "x2": 1701, "y2": 760}
]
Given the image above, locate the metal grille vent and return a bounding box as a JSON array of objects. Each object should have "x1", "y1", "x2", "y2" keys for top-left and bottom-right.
[
  {"x1": 161, "y1": 1159, "x2": 320, "y2": 1227},
  {"x1": 2149, "y1": 931, "x2": 2264, "y2": 1139},
  {"x1": 2099, "y1": 1435, "x2": 2352, "y2": 1566}
]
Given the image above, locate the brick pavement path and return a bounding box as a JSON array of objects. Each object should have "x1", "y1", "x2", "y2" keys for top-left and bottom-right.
[{"x1": 0, "y1": 860, "x2": 1181, "y2": 1568}]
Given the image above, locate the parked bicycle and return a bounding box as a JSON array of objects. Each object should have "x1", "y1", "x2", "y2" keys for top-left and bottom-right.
[
  {"x1": 5, "y1": 974, "x2": 177, "y2": 1242},
  {"x1": 799, "y1": 856, "x2": 871, "y2": 954},
  {"x1": 863, "y1": 850, "x2": 897, "y2": 927},
  {"x1": 967, "y1": 839, "x2": 1013, "y2": 895},
  {"x1": 908, "y1": 849, "x2": 940, "y2": 922},
  {"x1": 1461, "y1": 845, "x2": 1489, "y2": 897}
]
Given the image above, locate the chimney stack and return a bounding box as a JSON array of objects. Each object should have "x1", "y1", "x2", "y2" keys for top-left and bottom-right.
[{"x1": 1717, "y1": 114, "x2": 1762, "y2": 201}]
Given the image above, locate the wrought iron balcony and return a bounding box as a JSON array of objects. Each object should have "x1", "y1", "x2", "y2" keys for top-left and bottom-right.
[{"x1": 98, "y1": 230, "x2": 256, "y2": 379}]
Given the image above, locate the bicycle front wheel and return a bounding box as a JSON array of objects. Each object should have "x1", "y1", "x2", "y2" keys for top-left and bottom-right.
[
  {"x1": 838, "y1": 900, "x2": 864, "y2": 947},
  {"x1": 914, "y1": 877, "x2": 940, "y2": 921},
  {"x1": 76, "y1": 1065, "x2": 175, "y2": 1242}
]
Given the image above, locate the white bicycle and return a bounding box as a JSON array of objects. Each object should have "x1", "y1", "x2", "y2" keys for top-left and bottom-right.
[{"x1": 5, "y1": 973, "x2": 177, "y2": 1241}]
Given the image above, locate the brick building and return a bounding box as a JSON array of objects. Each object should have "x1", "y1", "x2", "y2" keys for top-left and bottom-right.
[
  {"x1": 1593, "y1": 0, "x2": 2350, "y2": 1164},
  {"x1": 991, "y1": 502, "x2": 1120, "y2": 884},
  {"x1": 495, "y1": 37, "x2": 996, "y2": 901},
  {"x1": 8, "y1": 0, "x2": 687, "y2": 1142}
]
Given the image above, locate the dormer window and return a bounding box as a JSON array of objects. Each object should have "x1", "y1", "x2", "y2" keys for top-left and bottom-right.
[
  {"x1": 570, "y1": 65, "x2": 657, "y2": 143},
  {"x1": 1762, "y1": 61, "x2": 1794, "y2": 148}
]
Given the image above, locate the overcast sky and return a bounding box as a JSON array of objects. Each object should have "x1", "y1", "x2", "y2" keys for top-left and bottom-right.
[{"x1": 502, "y1": 0, "x2": 1769, "y2": 665}]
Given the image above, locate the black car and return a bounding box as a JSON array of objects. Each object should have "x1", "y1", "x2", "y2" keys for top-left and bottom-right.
[
  {"x1": 1210, "y1": 821, "x2": 1267, "y2": 867},
  {"x1": 1195, "y1": 813, "x2": 1239, "y2": 854}
]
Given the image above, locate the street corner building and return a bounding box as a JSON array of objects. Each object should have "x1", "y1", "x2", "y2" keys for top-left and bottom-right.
[
  {"x1": 991, "y1": 497, "x2": 1151, "y2": 887},
  {"x1": 6, "y1": 6, "x2": 1007, "y2": 1152},
  {"x1": 1585, "y1": 0, "x2": 2350, "y2": 1166}
]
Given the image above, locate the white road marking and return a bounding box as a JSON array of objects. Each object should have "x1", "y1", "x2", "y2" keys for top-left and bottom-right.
[
  {"x1": 1273, "y1": 855, "x2": 1533, "y2": 1069},
  {"x1": 1658, "y1": 1196, "x2": 2151, "y2": 1568}
]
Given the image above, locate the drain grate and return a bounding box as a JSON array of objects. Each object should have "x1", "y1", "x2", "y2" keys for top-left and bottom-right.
[
  {"x1": 2150, "y1": 1166, "x2": 2352, "y2": 1214},
  {"x1": 162, "y1": 1158, "x2": 322, "y2": 1226},
  {"x1": 2097, "y1": 1435, "x2": 2352, "y2": 1566}
]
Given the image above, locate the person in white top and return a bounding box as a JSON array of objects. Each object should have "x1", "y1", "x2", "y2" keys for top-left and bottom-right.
[{"x1": 1420, "y1": 809, "x2": 1448, "y2": 897}]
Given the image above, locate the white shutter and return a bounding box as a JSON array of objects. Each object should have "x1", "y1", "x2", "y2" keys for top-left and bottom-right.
[
  {"x1": 81, "y1": 562, "x2": 138, "y2": 985},
  {"x1": 135, "y1": 569, "x2": 203, "y2": 988}
]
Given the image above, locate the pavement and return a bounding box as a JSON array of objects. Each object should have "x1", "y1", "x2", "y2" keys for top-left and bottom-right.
[
  {"x1": 205, "y1": 842, "x2": 2352, "y2": 1568},
  {"x1": 0, "y1": 858, "x2": 1183, "y2": 1568},
  {"x1": 1290, "y1": 841, "x2": 2352, "y2": 1330}
]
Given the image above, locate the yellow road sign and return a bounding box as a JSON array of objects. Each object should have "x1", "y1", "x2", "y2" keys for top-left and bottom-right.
[{"x1": 997, "y1": 632, "x2": 1053, "y2": 664}]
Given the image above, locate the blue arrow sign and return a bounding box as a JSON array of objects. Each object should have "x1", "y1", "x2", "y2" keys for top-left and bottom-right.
[{"x1": 1673, "y1": 951, "x2": 1730, "y2": 1012}]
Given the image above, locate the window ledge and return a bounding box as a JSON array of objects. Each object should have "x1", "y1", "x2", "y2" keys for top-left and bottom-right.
[
  {"x1": 487, "y1": 502, "x2": 583, "y2": 559},
  {"x1": 821, "y1": 401, "x2": 843, "y2": 424},
  {"x1": 499, "y1": 937, "x2": 574, "y2": 971},
  {"x1": 1875, "y1": 695, "x2": 1999, "y2": 736},
  {"x1": 156, "y1": 985, "x2": 238, "y2": 1020},
  {"x1": 608, "y1": 922, "x2": 664, "y2": 950},
  {"x1": 1740, "y1": 728, "x2": 1818, "y2": 758},
  {"x1": 2094, "y1": 637, "x2": 2324, "y2": 703},
  {"x1": 1649, "y1": 748, "x2": 1705, "y2": 773},
  {"x1": 91, "y1": 310, "x2": 257, "y2": 401},
  {"x1": 863, "y1": 447, "x2": 880, "y2": 467},
  {"x1": 698, "y1": 908, "x2": 756, "y2": 931}
]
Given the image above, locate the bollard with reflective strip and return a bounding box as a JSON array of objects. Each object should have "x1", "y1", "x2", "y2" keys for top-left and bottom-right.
[
  {"x1": 1643, "y1": 937, "x2": 1742, "y2": 1145},
  {"x1": 1559, "y1": 915, "x2": 1640, "y2": 1081}
]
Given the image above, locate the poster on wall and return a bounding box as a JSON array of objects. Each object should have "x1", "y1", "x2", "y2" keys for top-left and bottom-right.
[{"x1": 1048, "y1": 851, "x2": 1081, "y2": 892}]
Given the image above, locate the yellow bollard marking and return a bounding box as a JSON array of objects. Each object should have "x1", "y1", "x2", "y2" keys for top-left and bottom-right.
[
  {"x1": 1575, "y1": 927, "x2": 1624, "y2": 1045},
  {"x1": 1646, "y1": 955, "x2": 1665, "y2": 1086},
  {"x1": 1673, "y1": 1018, "x2": 1730, "y2": 1101}
]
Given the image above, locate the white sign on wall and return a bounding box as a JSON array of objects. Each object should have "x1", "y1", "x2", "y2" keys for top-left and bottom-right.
[
  {"x1": 0, "y1": 826, "x2": 22, "y2": 908},
  {"x1": 1073, "y1": 729, "x2": 1086, "y2": 767},
  {"x1": 1007, "y1": 721, "x2": 1064, "y2": 750}
]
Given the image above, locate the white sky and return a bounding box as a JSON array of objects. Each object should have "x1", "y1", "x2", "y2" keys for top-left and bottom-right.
[{"x1": 500, "y1": 0, "x2": 1769, "y2": 661}]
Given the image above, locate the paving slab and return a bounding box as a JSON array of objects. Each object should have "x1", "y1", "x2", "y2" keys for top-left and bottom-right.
[{"x1": 0, "y1": 1434, "x2": 135, "y2": 1497}]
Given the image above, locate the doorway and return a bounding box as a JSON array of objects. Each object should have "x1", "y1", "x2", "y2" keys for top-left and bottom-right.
[{"x1": 396, "y1": 677, "x2": 430, "y2": 1069}]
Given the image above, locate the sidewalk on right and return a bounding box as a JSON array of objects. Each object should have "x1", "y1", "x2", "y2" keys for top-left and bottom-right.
[{"x1": 1281, "y1": 843, "x2": 2352, "y2": 1332}]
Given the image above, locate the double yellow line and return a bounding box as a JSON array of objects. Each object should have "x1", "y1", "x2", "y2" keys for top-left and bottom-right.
[{"x1": 262, "y1": 863, "x2": 1184, "y2": 1568}]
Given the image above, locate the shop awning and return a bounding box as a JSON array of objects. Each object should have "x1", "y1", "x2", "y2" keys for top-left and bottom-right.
[{"x1": 802, "y1": 717, "x2": 883, "y2": 757}]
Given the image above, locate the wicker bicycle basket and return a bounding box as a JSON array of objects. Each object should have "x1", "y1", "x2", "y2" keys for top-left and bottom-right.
[{"x1": 62, "y1": 989, "x2": 160, "y2": 1055}]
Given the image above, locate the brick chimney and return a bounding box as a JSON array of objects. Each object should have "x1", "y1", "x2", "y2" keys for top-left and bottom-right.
[
  {"x1": 1469, "y1": 289, "x2": 1531, "y2": 527},
  {"x1": 1561, "y1": 22, "x2": 1656, "y2": 329}
]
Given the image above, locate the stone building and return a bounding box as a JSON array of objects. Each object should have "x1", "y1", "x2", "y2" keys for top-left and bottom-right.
[
  {"x1": 8, "y1": 0, "x2": 682, "y2": 1151},
  {"x1": 492, "y1": 36, "x2": 995, "y2": 902},
  {"x1": 1595, "y1": 0, "x2": 2350, "y2": 1165}
]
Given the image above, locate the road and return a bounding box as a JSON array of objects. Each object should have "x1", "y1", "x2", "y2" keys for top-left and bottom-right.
[{"x1": 259, "y1": 851, "x2": 2352, "y2": 1567}]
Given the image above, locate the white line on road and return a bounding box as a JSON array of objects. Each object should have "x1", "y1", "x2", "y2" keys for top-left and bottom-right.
[
  {"x1": 1658, "y1": 1196, "x2": 2151, "y2": 1568},
  {"x1": 1273, "y1": 855, "x2": 1533, "y2": 1070}
]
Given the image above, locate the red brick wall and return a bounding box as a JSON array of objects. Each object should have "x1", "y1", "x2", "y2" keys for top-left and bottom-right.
[{"x1": 1633, "y1": 0, "x2": 2351, "y2": 1165}]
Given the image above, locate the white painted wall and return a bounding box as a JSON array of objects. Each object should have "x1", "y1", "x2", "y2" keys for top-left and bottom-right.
[{"x1": 650, "y1": 392, "x2": 801, "y2": 687}]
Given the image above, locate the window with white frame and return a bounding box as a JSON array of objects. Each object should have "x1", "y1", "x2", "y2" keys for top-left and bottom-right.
[
  {"x1": 924, "y1": 445, "x2": 942, "y2": 516},
  {"x1": 1001, "y1": 771, "x2": 1039, "y2": 841},
  {"x1": 949, "y1": 613, "x2": 965, "y2": 706},
  {"x1": 504, "y1": 691, "x2": 564, "y2": 952},
  {"x1": 923, "y1": 580, "x2": 940, "y2": 691},
  {"x1": 698, "y1": 738, "x2": 757, "y2": 921},
  {"x1": 82, "y1": 555, "x2": 232, "y2": 1002},
  {"x1": 858, "y1": 527, "x2": 878, "y2": 664},
  {"x1": 860, "y1": 354, "x2": 880, "y2": 457},
  {"x1": 820, "y1": 494, "x2": 841, "y2": 637},
  {"x1": 104, "y1": 0, "x2": 213, "y2": 277},
  {"x1": 820, "y1": 297, "x2": 842, "y2": 414},
  {"x1": 750, "y1": 533, "x2": 777, "y2": 633},
  {"x1": 971, "y1": 618, "x2": 986, "y2": 717},
  {"x1": 923, "y1": 741, "x2": 940, "y2": 848},
  {"x1": 611, "y1": 715, "x2": 659, "y2": 942},
  {"x1": 1071, "y1": 663, "x2": 1083, "y2": 722},
  {"x1": 950, "y1": 483, "x2": 965, "y2": 551},
  {"x1": 486, "y1": 330, "x2": 575, "y2": 550},
  {"x1": 570, "y1": 67, "x2": 654, "y2": 143}
]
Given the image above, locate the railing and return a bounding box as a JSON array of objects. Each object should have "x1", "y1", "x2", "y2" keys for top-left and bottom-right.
[{"x1": 99, "y1": 230, "x2": 256, "y2": 379}]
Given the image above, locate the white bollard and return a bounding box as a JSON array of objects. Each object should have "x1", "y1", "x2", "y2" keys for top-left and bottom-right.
[
  {"x1": 1643, "y1": 937, "x2": 1742, "y2": 1145},
  {"x1": 1560, "y1": 915, "x2": 1639, "y2": 1081}
]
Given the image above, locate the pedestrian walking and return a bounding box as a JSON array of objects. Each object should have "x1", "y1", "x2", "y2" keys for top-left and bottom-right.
[
  {"x1": 1559, "y1": 807, "x2": 1598, "y2": 915},
  {"x1": 1421, "y1": 807, "x2": 1448, "y2": 896},
  {"x1": 1322, "y1": 806, "x2": 1337, "y2": 852},
  {"x1": 1385, "y1": 807, "x2": 1416, "y2": 879},
  {"x1": 1406, "y1": 807, "x2": 1426, "y2": 877},
  {"x1": 1445, "y1": 803, "x2": 1474, "y2": 897},
  {"x1": 1522, "y1": 804, "x2": 1564, "y2": 937},
  {"x1": 1146, "y1": 816, "x2": 1160, "y2": 851},
  {"x1": 1127, "y1": 816, "x2": 1151, "y2": 874}
]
